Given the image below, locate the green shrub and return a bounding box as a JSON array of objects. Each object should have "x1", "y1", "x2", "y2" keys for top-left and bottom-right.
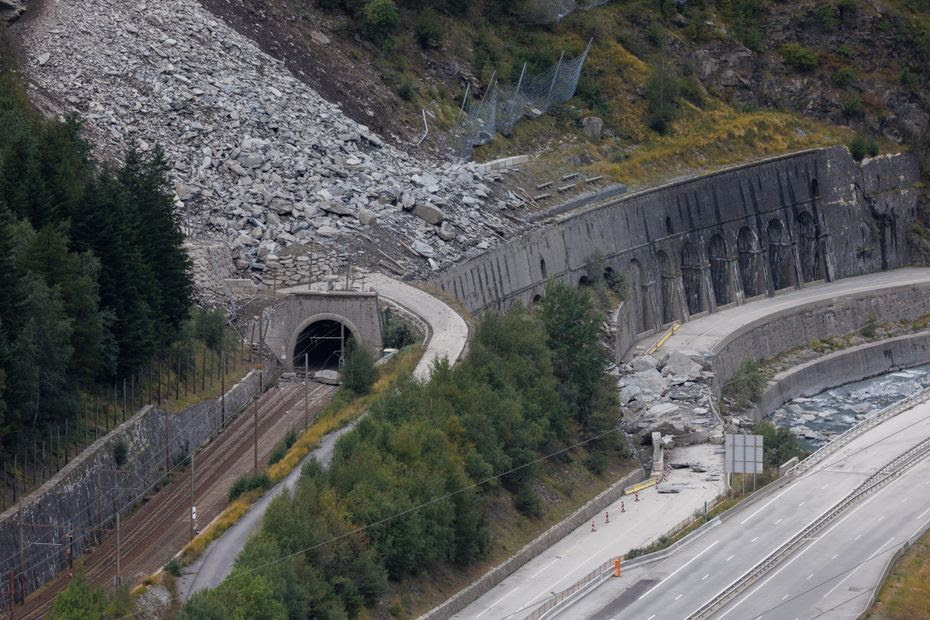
[
  {"x1": 843, "y1": 95, "x2": 864, "y2": 117},
  {"x1": 362, "y1": 0, "x2": 400, "y2": 47},
  {"x1": 395, "y1": 76, "x2": 415, "y2": 101},
  {"x1": 860, "y1": 313, "x2": 879, "y2": 338},
  {"x1": 267, "y1": 430, "x2": 297, "y2": 466},
  {"x1": 194, "y1": 308, "x2": 226, "y2": 352},
  {"x1": 415, "y1": 8, "x2": 443, "y2": 49},
  {"x1": 382, "y1": 309, "x2": 418, "y2": 349},
  {"x1": 722, "y1": 359, "x2": 767, "y2": 409},
  {"x1": 900, "y1": 68, "x2": 921, "y2": 91},
  {"x1": 645, "y1": 67, "x2": 681, "y2": 134},
  {"x1": 848, "y1": 134, "x2": 878, "y2": 161},
  {"x1": 832, "y1": 66, "x2": 857, "y2": 87},
  {"x1": 779, "y1": 43, "x2": 819, "y2": 71},
  {"x1": 341, "y1": 340, "x2": 377, "y2": 395},
  {"x1": 164, "y1": 558, "x2": 182, "y2": 577},
  {"x1": 228, "y1": 471, "x2": 271, "y2": 502}
]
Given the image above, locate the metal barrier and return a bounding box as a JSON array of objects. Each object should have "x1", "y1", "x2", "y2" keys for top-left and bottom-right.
[
  {"x1": 524, "y1": 557, "x2": 617, "y2": 620},
  {"x1": 686, "y1": 436, "x2": 930, "y2": 619},
  {"x1": 789, "y1": 388, "x2": 930, "y2": 477}
]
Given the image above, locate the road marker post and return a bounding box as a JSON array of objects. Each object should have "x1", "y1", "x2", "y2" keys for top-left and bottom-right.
[{"x1": 614, "y1": 557, "x2": 621, "y2": 577}]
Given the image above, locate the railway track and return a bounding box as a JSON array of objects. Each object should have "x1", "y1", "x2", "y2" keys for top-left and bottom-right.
[{"x1": 16, "y1": 380, "x2": 336, "y2": 619}]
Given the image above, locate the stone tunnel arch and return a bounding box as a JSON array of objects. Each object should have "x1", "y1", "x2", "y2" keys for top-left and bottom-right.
[
  {"x1": 291, "y1": 313, "x2": 359, "y2": 372},
  {"x1": 681, "y1": 241, "x2": 704, "y2": 315},
  {"x1": 707, "y1": 234, "x2": 730, "y2": 306},
  {"x1": 767, "y1": 219, "x2": 794, "y2": 291},
  {"x1": 797, "y1": 211, "x2": 822, "y2": 283},
  {"x1": 737, "y1": 227, "x2": 761, "y2": 298}
]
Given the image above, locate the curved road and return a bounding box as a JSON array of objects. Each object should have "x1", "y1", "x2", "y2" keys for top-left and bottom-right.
[
  {"x1": 179, "y1": 272, "x2": 469, "y2": 599},
  {"x1": 554, "y1": 397, "x2": 930, "y2": 619}
]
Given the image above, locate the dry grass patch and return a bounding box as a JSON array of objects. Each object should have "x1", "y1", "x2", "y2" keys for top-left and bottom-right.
[{"x1": 869, "y1": 531, "x2": 930, "y2": 619}]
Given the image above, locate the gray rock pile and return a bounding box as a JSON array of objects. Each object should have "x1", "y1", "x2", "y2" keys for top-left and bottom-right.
[
  {"x1": 16, "y1": 0, "x2": 525, "y2": 282},
  {"x1": 1, "y1": 0, "x2": 24, "y2": 23},
  {"x1": 619, "y1": 350, "x2": 724, "y2": 445}
]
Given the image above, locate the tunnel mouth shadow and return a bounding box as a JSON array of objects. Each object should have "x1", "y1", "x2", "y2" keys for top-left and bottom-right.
[{"x1": 294, "y1": 319, "x2": 354, "y2": 372}]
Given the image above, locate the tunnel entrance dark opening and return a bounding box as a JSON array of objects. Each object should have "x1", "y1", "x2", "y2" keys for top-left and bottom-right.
[{"x1": 294, "y1": 320, "x2": 354, "y2": 372}]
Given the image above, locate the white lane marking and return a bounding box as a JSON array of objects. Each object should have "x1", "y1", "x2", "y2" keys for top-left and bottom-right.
[
  {"x1": 726, "y1": 555, "x2": 734, "y2": 561},
  {"x1": 530, "y1": 558, "x2": 559, "y2": 579},
  {"x1": 675, "y1": 594, "x2": 683, "y2": 601},
  {"x1": 910, "y1": 515, "x2": 930, "y2": 539},
  {"x1": 916, "y1": 508, "x2": 930, "y2": 522},
  {"x1": 855, "y1": 534, "x2": 861, "y2": 541},
  {"x1": 807, "y1": 573, "x2": 814, "y2": 580},
  {"x1": 740, "y1": 487, "x2": 795, "y2": 525},
  {"x1": 714, "y1": 472, "x2": 896, "y2": 620},
  {"x1": 831, "y1": 553, "x2": 838, "y2": 560},
  {"x1": 702, "y1": 574, "x2": 710, "y2": 581},
  {"x1": 902, "y1": 497, "x2": 909, "y2": 504},
  {"x1": 878, "y1": 515, "x2": 886, "y2": 522},
  {"x1": 781, "y1": 594, "x2": 789, "y2": 601},
  {"x1": 647, "y1": 615, "x2": 655, "y2": 620},
  {"x1": 774, "y1": 519, "x2": 783, "y2": 525},
  {"x1": 637, "y1": 540, "x2": 721, "y2": 601},
  {"x1": 822, "y1": 536, "x2": 896, "y2": 599},
  {"x1": 799, "y1": 500, "x2": 807, "y2": 507},
  {"x1": 751, "y1": 537, "x2": 759, "y2": 543},
  {"x1": 475, "y1": 588, "x2": 518, "y2": 618},
  {"x1": 475, "y1": 588, "x2": 519, "y2": 618},
  {"x1": 820, "y1": 484, "x2": 829, "y2": 490}
]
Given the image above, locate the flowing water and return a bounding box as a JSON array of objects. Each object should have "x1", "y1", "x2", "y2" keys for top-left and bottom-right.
[{"x1": 769, "y1": 362, "x2": 930, "y2": 449}]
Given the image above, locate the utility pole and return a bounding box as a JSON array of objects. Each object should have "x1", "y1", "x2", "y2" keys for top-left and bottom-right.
[
  {"x1": 220, "y1": 349, "x2": 226, "y2": 428},
  {"x1": 115, "y1": 511, "x2": 121, "y2": 587},
  {"x1": 253, "y1": 382, "x2": 259, "y2": 474},
  {"x1": 189, "y1": 451, "x2": 195, "y2": 541},
  {"x1": 17, "y1": 506, "x2": 24, "y2": 605},
  {"x1": 304, "y1": 354, "x2": 309, "y2": 429}
]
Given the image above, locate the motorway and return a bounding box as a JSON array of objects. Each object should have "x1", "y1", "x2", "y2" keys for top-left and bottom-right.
[
  {"x1": 452, "y1": 445, "x2": 725, "y2": 620},
  {"x1": 555, "y1": 398, "x2": 930, "y2": 620}
]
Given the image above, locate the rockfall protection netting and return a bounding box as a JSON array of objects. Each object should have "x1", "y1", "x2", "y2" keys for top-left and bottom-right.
[
  {"x1": 453, "y1": 40, "x2": 592, "y2": 157},
  {"x1": 524, "y1": 0, "x2": 613, "y2": 24}
]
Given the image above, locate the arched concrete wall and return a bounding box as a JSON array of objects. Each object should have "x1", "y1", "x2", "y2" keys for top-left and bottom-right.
[
  {"x1": 430, "y1": 148, "x2": 919, "y2": 349},
  {"x1": 261, "y1": 291, "x2": 383, "y2": 371}
]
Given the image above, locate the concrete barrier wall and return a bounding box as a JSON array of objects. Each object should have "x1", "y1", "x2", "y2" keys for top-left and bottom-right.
[
  {"x1": 430, "y1": 148, "x2": 919, "y2": 334},
  {"x1": 711, "y1": 282, "x2": 930, "y2": 396},
  {"x1": 0, "y1": 370, "x2": 263, "y2": 602},
  {"x1": 614, "y1": 299, "x2": 647, "y2": 360},
  {"x1": 421, "y1": 467, "x2": 645, "y2": 620},
  {"x1": 752, "y1": 332, "x2": 930, "y2": 420}
]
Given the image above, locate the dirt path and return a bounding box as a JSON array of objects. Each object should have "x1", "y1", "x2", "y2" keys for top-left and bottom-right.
[{"x1": 15, "y1": 379, "x2": 336, "y2": 619}]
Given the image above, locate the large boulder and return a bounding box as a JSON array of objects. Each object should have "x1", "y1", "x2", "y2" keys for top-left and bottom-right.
[{"x1": 663, "y1": 350, "x2": 702, "y2": 381}]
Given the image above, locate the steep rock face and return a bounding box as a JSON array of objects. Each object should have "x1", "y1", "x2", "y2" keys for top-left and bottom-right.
[{"x1": 13, "y1": 0, "x2": 527, "y2": 287}]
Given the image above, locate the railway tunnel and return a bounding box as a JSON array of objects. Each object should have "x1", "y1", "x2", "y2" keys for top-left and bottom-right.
[{"x1": 258, "y1": 291, "x2": 384, "y2": 373}]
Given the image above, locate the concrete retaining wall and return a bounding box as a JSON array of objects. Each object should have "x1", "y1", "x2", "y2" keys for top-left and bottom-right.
[
  {"x1": 752, "y1": 332, "x2": 930, "y2": 420},
  {"x1": 421, "y1": 467, "x2": 644, "y2": 620},
  {"x1": 0, "y1": 370, "x2": 264, "y2": 603},
  {"x1": 430, "y1": 148, "x2": 919, "y2": 335},
  {"x1": 711, "y1": 282, "x2": 930, "y2": 396}
]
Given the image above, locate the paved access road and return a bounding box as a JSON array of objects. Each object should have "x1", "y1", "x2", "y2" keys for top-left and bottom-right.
[
  {"x1": 281, "y1": 272, "x2": 469, "y2": 381},
  {"x1": 452, "y1": 445, "x2": 725, "y2": 620},
  {"x1": 630, "y1": 267, "x2": 930, "y2": 360},
  {"x1": 556, "y1": 399, "x2": 930, "y2": 620},
  {"x1": 183, "y1": 273, "x2": 470, "y2": 598}
]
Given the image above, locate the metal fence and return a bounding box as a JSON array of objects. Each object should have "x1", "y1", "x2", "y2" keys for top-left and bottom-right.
[{"x1": 453, "y1": 40, "x2": 592, "y2": 157}]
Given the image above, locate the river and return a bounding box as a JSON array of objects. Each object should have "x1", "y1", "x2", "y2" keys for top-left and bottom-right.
[{"x1": 769, "y1": 362, "x2": 930, "y2": 449}]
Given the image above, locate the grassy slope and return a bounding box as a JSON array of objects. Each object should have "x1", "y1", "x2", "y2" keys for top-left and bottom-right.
[{"x1": 869, "y1": 530, "x2": 930, "y2": 619}]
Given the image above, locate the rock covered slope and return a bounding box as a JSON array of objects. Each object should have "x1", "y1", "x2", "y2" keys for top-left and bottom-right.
[{"x1": 13, "y1": 0, "x2": 525, "y2": 288}]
